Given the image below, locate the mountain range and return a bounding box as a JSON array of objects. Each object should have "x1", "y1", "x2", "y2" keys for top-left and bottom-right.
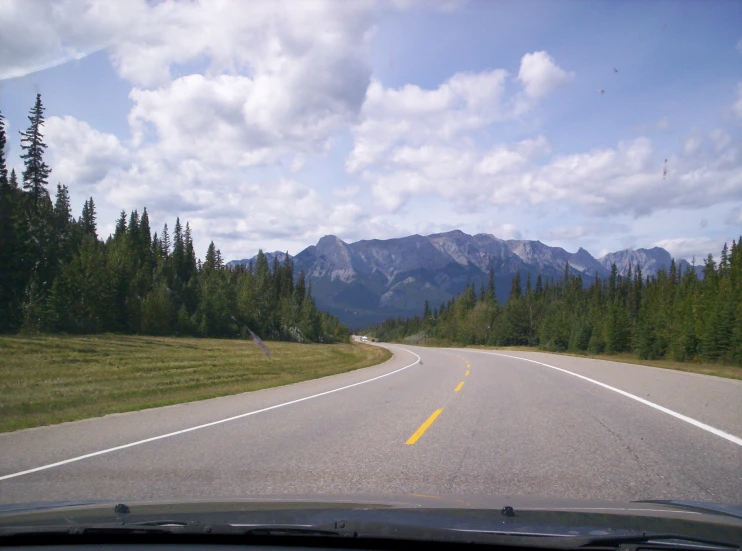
[{"x1": 228, "y1": 230, "x2": 700, "y2": 328}]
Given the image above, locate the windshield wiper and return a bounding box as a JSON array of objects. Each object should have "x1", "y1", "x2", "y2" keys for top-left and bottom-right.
[
  {"x1": 577, "y1": 533, "x2": 740, "y2": 550},
  {"x1": 2, "y1": 520, "x2": 740, "y2": 549},
  {"x1": 240, "y1": 525, "x2": 347, "y2": 537},
  {"x1": 0, "y1": 522, "x2": 347, "y2": 538}
]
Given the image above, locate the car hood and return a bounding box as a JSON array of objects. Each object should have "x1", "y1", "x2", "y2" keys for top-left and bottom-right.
[{"x1": 1, "y1": 494, "x2": 741, "y2": 529}]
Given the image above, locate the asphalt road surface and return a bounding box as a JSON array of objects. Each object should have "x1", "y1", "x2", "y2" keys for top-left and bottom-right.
[{"x1": 1, "y1": 343, "x2": 741, "y2": 505}]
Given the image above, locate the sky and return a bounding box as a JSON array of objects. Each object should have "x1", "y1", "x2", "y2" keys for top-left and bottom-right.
[{"x1": 1, "y1": 0, "x2": 740, "y2": 263}]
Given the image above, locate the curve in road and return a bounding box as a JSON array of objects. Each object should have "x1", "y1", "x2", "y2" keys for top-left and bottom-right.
[{"x1": 1, "y1": 343, "x2": 740, "y2": 505}]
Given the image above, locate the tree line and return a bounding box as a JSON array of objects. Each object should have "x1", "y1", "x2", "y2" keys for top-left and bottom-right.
[
  {"x1": 0, "y1": 94, "x2": 348, "y2": 343},
  {"x1": 366, "y1": 241, "x2": 742, "y2": 366}
]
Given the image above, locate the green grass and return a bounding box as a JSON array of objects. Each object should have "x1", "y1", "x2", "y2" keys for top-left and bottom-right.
[
  {"x1": 0, "y1": 334, "x2": 391, "y2": 433},
  {"x1": 463, "y1": 345, "x2": 742, "y2": 381}
]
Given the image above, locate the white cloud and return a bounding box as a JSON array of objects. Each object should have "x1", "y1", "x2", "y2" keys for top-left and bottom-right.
[
  {"x1": 347, "y1": 69, "x2": 509, "y2": 173},
  {"x1": 356, "y1": 122, "x2": 742, "y2": 218},
  {"x1": 362, "y1": 136, "x2": 550, "y2": 214},
  {"x1": 332, "y1": 185, "x2": 360, "y2": 198},
  {"x1": 346, "y1": 52, "x2": 580, "y2": 214},
  {"x1": 289, "y1": 156, "x2": 306, "y2": 172},
  {"x1": 537, "y1": 137, "x2": 742, "y2": 216},
  {"x1": 2, "y1": 1, "x2": 375, "y2": 170},
  {"x1": 709, "y1": 128, "x2": 731, "y2": 150},
  {"x1": 733, "y1": 83, "x2": 742, "y2": 119},
  {"x1": 0, "y1": 0, "x2": 138, "y2": 80},
  {"x1": 388, "y1": 0, "x2": 467, "y2": 12},
  {"x1": 544, "y1": 226, "x2": 586, "y2": 241},
  {"x1": 9, "y1": 2, "x2": 739, "y2": 260},
  {"x1": 98, "y1": 158, "x2": 375, "y2": 258},
  {"x1": 484, "y1": 223, "x2": 522, "y2": 240},
  {"x1": 683, "y1": 131, "x2": 702, "y2": 156},
  {"x1": 114, "y1": 2, "x2": 374, "y2": 169},
  {"x1": 5, "y1": 0, "x2": 385, "y2": 258},
  {"x1": 727, "y1": 205, "x2": 742, "y2": 226},
  {"x1": 45, "y1": 116, "x2": 130, "y2": 190},
  {"x1": 5, "y1": 0, "x2": 376, "y2": 191},
  {"x1": 653, "y1": 237, "x2": 725, "y2": 261},
  {"x1": 127, "y1": 69, "x2": 364, "y2": 167},
  {"x1": 1, "y1": 1, "x2": 377, "y2": 88},
  {"x1": 517, "y1": 51, "x2": 575, "y2": 100}
]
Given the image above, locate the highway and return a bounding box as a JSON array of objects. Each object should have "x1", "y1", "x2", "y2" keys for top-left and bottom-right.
[{"x1": 1, "y1": 343, "x2": 741, "y2": 505}]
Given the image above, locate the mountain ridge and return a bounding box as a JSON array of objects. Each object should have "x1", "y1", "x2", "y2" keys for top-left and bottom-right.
[{"x1": 228, "y1": 230, "x2": 701, "y2": 327}]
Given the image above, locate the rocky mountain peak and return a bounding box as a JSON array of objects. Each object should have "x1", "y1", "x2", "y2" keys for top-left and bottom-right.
[{"x1": 229, "y1": 230, "x2": 697, "y2": 326}]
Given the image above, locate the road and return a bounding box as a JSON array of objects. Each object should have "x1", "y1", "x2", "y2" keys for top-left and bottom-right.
[{"x1": 1, "y1": 343, "x2": 741, "y2": 505}]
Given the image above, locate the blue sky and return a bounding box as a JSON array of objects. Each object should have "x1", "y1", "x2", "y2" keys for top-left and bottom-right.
[{"x1": 1, "y1": 0, "x2": 740, "y2": 262}]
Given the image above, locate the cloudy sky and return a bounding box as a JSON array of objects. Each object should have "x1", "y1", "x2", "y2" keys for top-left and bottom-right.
[{"x1": 1, "y1": 0, "x2": 740, "y2": 262}]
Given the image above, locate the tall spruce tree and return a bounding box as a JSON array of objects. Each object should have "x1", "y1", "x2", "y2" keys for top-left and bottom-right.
[
  {"x1": 80, "y1": 197, "x2": 97, "y2": 238},
  {"x1": 0, "y1": 112, "x2": 22, "y2": 330},
  {"x1": 0, "y1": 110, "x2": 7, "y2": 186},
  {"x1": 19, "y1": 94, "x2": 51, "y2": 209}
]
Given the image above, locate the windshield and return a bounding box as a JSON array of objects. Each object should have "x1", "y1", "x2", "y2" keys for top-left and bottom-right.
[{"x1": 0, "y1": 0, "x2": 741, "y2": 525}]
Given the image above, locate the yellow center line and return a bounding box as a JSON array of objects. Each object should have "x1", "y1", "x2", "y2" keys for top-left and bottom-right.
[
  {"x1": 465, "y1": 370, "x2": 470, "y2": 376},
  {"x1": 406, "y1": 409, "x2": 443, "y2": 445},
  {"x1": 455, "y1": 381, "x2": 465, "y2": 392}
]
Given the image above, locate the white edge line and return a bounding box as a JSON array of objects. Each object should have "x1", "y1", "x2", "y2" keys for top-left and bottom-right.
[
  {"x1": 465, "y1": 350, "x2": 742, "y2": 448},
  {"x1": 0, "y1": 348, "x2": 421, "y2": 482}
]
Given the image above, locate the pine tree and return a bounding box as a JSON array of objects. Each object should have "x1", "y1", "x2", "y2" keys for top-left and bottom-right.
[
  {"x1": 183, "y1": 222, "x2": 196, "y2": 281},
  {"x1": 720, "y1": 243, "x2": 729, "y2": 277},
  {"x1": 204, "y1": 241, "x2": 217, "y2": 271},
  {"x1": 487, "y1": 267, "x2": 496, "y2": 302},
  {"x1": 160, "y1": 223, "x2": 171, "y2": 258},
  {"x1": 608, "y1": 263, "x2": 618, "y2": 302},
  {"x1": 0, "y1": 116, "x2": 25, "y2": 330},
  {"x1": 52, "y1": 184, "x2": 73, "y2": 268},
  {"x1": 139, "y1": 207, "x2": 152, "y2": 263},
  {"x1": 53, "y1": 184, "x2": 72, "y2": 226},
  {"x1": 114, "y1": 210, "x2": 127, "y2": 240},
  {"x1": 62, "y1": 235, "x2": 106, "y2": 332},
  {"x1": 173, "y1": 218, "x2": 183, "y2": 262},
  {"x1": 509, "y1": 271, "x2": 522, "y2": 299},
  {"x1": 19, "y1": 94, "x2": 52, "y2": 209},
  {"x1": 80, "y1": 198, "x2": 97, "y2": 238},
  {"x1": 271, "y1": 255, "x2": 281, "y2": 298},
  {"x1": 0, "y1": 110, "x2": 8, "y2": 186},
  {"x1": 280, "y1": 253, "x2": 293, "y2": 297},
  {"x1": 300, "y1": 293, "x2": 321, "y2": 342},
  {"x1": 151, "y1": 232, "x2": 160, "y2": 261},
  {"x1": 295, "y1": 270, "x2": 307, "y2": 307},
  {"x1": 127, "y1": 209, "x2": 140, "y2": 249}
]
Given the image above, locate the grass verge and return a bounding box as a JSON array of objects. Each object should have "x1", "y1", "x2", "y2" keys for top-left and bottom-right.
[
  {"x1": 0, "y1": 334, "x2": 391, "y2": 433},
  {"x1": 463, "y1": 345, "x2": 742, "y2": 380}
]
